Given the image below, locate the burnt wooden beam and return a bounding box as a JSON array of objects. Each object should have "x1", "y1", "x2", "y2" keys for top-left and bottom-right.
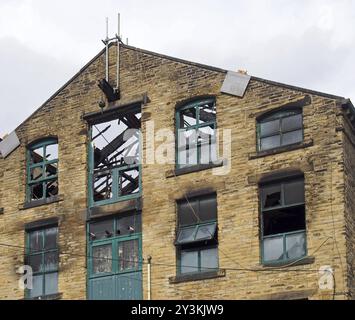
[{"x1": 98, "y1": 79, "x2": 120, "y2": 102}]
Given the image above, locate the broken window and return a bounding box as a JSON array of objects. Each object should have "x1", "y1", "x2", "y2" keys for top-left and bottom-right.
[
  {"x1": 26, "y1": 227, "x2": 59, "y2": 299},
  {"x1": 90, "y1": 110, "x2": 141, "y2": 206},
  {"x1": 176, "y1": 194, "x2": 219, "y2": 275},
  {"x1": 177, "y1": 99, "x2": 217, "y2": 168},
  {"x1": 260, "y1": 177, "x2": 307, "y2": 264},
  {"x1": 258, "y1": 109, "x2": 303, "y2": 151},
  {"x1": 27, "y1": 139, "x2": 58, "y2": 202}
]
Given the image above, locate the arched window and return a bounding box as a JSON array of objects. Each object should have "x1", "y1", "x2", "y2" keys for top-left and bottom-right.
[
  {"x1": 27, "y1": 138, "x2": 59, "y2": 202},
  {"x1": 176, "y1": 98, "x2": 217, "y2": 168},
  {"x1": 257, "y1": 109, "x2": 303, "y2": 152}
]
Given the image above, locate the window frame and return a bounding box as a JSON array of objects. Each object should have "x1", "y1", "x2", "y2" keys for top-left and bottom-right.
[
  {"x1": 25, "y1": 226, "x2": 59, "y2": 299},
  {"x1": 259, "y1": 177, "x2": 307, "y2": 265},
  {"x1": 175, "y1": 99, "x2": 217, "y2": 169},
  {"x1": 87, "y1": 214, "x2": 143, "y2": 280},
  {"x1": 175, "y1": 194, "x2": 219, "y2": 275},
  {"x1": 177, "y1": 244, "x2": 219, "y2": 275},
  {"x1": 257, "y1": 109, "x2": 304, "y2": 152},
  {"x1": 26, "y1": 138, "x2": 59, "y2": 203},
  {"x1": 88, "y1": 124, "x2": 142, "y2": 208}
]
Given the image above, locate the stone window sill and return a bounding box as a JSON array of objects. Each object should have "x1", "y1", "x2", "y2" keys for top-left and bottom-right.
[
  {"x1": 169, "y1": 269, "x2": 226, "y2": 284},
  {"x1": 166, "y1": 159, "x2": 226, "y2": 178},
  {"x1": 248, "y1": 139, "x2": 314, "y2": 160},
  {"x1": 20, "y1": 195, "x2": 64, "y2": 210},
  {"x1": 255, "y1": 256, "x2": 315, "y2": 269},
  {"x1": 24, "y1": 292, "x2": 63, "y2": 300}
]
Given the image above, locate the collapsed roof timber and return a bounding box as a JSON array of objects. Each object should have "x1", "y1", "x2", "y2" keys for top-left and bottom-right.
[{"x1": 91, "y1": 109, "x2": 141, "y2": 202}]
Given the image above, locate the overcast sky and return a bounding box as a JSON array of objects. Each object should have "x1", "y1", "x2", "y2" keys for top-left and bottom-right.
[{"x1": 0, "y1": 0, "x2": 354, "y2": 136}]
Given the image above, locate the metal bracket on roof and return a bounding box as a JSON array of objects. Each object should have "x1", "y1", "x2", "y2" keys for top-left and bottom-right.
[
  {"x1": 221, "y1": 71, "x2": 251, "y2": 98},
  {"x1": 0, "y1": 131, "x2": 20, "y2": 158}
]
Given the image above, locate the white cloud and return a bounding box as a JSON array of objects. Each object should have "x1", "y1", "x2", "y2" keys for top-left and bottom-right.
[{"x1": 0, "y1": 0, "x2": 355, "y2": 134}]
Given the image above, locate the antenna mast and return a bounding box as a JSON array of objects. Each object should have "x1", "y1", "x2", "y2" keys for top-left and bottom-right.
[
  {"x1": 116, "y1": 13, "x2": 121, "y2": 91},
  {"x1": 100, "y1": 14, "x2": 122, "y2": 103},
  {"x1": 105, "y1": 17, "x2": 109, "y2": 82}
]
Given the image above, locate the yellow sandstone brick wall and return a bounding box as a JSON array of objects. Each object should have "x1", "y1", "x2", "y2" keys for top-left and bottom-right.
[{"x1": 0, "y1": 44, "x2": 353, "y2": 300}]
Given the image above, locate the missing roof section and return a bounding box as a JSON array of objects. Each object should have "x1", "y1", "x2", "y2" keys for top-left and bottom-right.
[
  {"x1": 221, "y1": 71, "x2": 251, "y2": 98},
  {"x1": 90, "y1": 104, "x2": 141, "y2": 205},
  {"x1": 0, "y1": 131, "x2": 20, "y2": 158}
]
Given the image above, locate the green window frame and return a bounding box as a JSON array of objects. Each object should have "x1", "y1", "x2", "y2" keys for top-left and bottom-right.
[
  {"x1": 26, "y1": 138, "x2": 59, "y2": 202},
  {"x1": 88, "y1": 115, "x2": 142, "y2": 208},
  {"x1": 25, "y1": 226, "x2": 59, "y2": 299},
  {"x1": 260, "y1": 177, "x2": 307, "y2": 265},
  {"x1": 87, "y1": 214, "x2": 143, "y2": 279},
  {"x1": 178, "y1": 245, "x2": 219, "y2": 274},
  {"x1": 257, "y1": 109, "x2": 303, "y2": 152},
  {"x1": 176, "y1": 194, "x2": 219, "y2": 275},
  {"x1": 176, "y1": 99, "x2": 217, "y2": 168}
]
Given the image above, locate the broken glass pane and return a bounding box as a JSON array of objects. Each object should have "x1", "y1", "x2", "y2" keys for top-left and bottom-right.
[
  {"x1": 29, "y1": 230, "x2": 43, "y2": 252},
  {"x1": 199, "y1": 126, "x2": 217, "y2": 164},
  {"x1": 45, "y1": 144, "x2": 58, "y2": 162},
  {"x1": 263, "y1": 206, "x2": 306, "y2": 236},
  {"x1": 44, "y1": 228, "x2": 58, "y2": 250},
  {"x1": 93, "y1": 171, "x2": 112, "y2": 202},
  {"x1": 199, "y1": 101, "x2": 216, "y2": 125},
  {"x1": 45, "y1": 272, "x2": 58, "y2": 296},
  {"x1": 177, "y1": 129, "x2": 198, "y2": 167},
  {"x1": 284, "y1": 180, "x2": 305, "y2": 205},
  {"x1": 30, "y1": 183, "x2": 44, "y2": 200},
  {"x1": 92, "y1": 112, "x2": 141, "y2": 171},
  {"x1": 119, "y1": 168, "x2": 140, "y2": 196},
  {"x1": 262, "y1": 185, "x2": 282, "y2": 209},
  {"x1": 46, "y1": 162, "x2": 58, "y2": 178},
  {"x1": 282, "y1": 130, "x2": 303, "y2": 146},
  {"x1": 30, "y1": 166, "x2": 43, "y2": 182},
  {"x1": 30, "y1": 147, "x2": 44, "y2": 164},
  {"x1": 260, "y1": 119, "x2": 280, "y2": 138},
  {"x1": 263, "y1": 236, "x2": 284, "y2": 262},
  {"x1": 177, "y1": 226, "x2": 197, "y2": 244},
  {"x1": 260, "y1": 135, "x2": 281, "y2": 151},
  {"x1": 195, "y1": 223, "x2": 217, "y2": 241},
  {"x1": 29, "y1": 275, "x2": 43, "y2": 298},
  {"x1": 180, "y1": 107, "x2": 197, "y2": 128},
  {"x1": 281, "y1": 114, "x2": 302, "y2": 132},
  {"x1": 286, "y1": 232, "x2": 306, "y2": 260},
  {"x1": 92, "y1": 245, "x2": 112, "y2": 274},
  {"x1": 90, "y1": 219, "x2": 114, "y2": 240},
  {"x1": 44, "y1": 252, "x2": 58, "y2": 272},
  {"x1": 118, "y1": 239, "x2": 139, "y2": 271},
  {"x1": 200, "y1": 247, "x2": 218, "y2": 272},
  {"x1": 45, "y1": 180, "x2": 58, "y2": 198},
  {"x1": 180, "y1": 250, "x2": 198, "y2": 274}
]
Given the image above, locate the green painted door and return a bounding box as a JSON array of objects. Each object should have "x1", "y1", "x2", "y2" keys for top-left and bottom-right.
[{"x1": 88, "y1": 215, "x2": 143, "y2": 300}]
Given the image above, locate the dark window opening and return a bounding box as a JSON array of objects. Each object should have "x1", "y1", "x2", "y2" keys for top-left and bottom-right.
[{"x1": 260, "y1": 177, "x2": 307, "y2": 264}]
